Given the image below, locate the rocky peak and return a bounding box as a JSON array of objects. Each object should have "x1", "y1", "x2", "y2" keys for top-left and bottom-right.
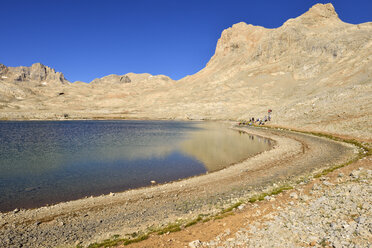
[
  {"x1": 306, "y1": 3, "x2": 338, "y2": 19},
  {"x1": 0, "y1": 63, "x2": 68, "y2": 84},
  {"x1": 283, "y1": 3, "x2": 340, "y2": 27},
  {"x1": 212, "y1": 3, "x2": 341, "y2": 62},
  {"x1": 210, "y1": 22, "x2": 267, "y2": 63}
]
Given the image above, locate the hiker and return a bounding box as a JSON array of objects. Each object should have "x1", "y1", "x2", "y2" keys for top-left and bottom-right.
[{"x1": 268, "y1": 109, "x2": 272, "y2": 121}]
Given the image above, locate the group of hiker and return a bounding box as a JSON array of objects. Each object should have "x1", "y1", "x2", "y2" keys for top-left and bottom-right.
[{"x1": 239, "y1": 109, "x2": 272, "y2": 126}]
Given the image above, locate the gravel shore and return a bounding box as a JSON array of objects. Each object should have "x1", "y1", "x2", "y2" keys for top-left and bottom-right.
[
  {"x1": 200, "y1": 165, "x2": 371, "y2": 248},
  {"x1": 0, "y1": 126, "x2": 359, "y2": 247}
]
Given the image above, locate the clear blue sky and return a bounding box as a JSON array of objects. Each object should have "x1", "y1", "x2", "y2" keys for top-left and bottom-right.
[{"x1": 1, "y1": 0, "x2": 371, "y2": 83}]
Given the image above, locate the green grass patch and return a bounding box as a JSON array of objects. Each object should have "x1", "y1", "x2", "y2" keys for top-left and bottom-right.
[
  {"x1": 122, "y1": 234, "x2": 149, "y2": 245},
  {"x1": 213, "y1": 211, "x2": 234, "y2": 220},
  {"x1": 202, "y1": 217, "x2": 211, "y2": 223},
  {"x1": 184, "y1": 215, "x2": 204, "y2": 227},
  {"x1": 270, "y1": 185, "x2": 293, "y2": 195},
  {"x1": 156, "y1": 223, "x2": 182, "y2": 235},
  {"x1": 248, "y1": 184, "x2": 293, "y2": 203},
  {"x1": 86, "y1": 233, "x2": 148, "y2": 248},
  {"x1": 220, "y1": 201, "x2": 243, "y2": 214},
  {"x1": 87, "y1": 238, "x2": 124, "y2": 248}
]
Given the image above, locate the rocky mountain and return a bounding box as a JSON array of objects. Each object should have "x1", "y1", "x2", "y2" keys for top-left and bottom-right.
[
  {"x1": 0, "y1": 63, "x2": 69, "y2": 103},
  {"x1": 0, "y1": 63, "x2": 68, "y2": 84},
  {"x1": 0, "y1": 3, "x2": 371, "y2": 139}
]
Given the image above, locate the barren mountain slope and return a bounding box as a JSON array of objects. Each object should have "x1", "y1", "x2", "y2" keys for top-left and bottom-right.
[{"x1": 0, "y1": 3, "x2": 371, "y2": 139}]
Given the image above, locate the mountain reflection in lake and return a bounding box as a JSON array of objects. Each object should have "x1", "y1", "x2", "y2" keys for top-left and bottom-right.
[
  {"x1": 0, "y1": 120, "x2": 271, "y2": 212},
  {"x1": 180, "y1": 122, "x2": 272, "y2": 171}
]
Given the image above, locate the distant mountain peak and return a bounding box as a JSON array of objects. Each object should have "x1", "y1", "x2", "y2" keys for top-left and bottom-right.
[
  {"x1": 0, "y1": 63, "x2": 68, "y2": 84},
  {"x1": 306, "y1": 3, "x2": 338, "y2": 19},
  {"x1": 283, "y1": 3, "x2": 340, "y2": 27}
]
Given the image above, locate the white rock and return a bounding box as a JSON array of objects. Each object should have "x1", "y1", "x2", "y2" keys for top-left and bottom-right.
[
  {"x1": 237, "y1": 204, "x2": 245, "y2": 210},
  {"x1": 290, "y1": 192, "x2": 298, "y2": 199},
  {"x1": 189, "y1": 240, "x2": 202, "y2": 248}
]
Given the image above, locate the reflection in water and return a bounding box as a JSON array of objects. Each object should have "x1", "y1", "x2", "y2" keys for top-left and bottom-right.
[
  {"x1": 0, "y1": 120, "x2": 271, "y2": 212},
  {"x1": 180, "y1": 122, "x2": 271, "y2": 171}
]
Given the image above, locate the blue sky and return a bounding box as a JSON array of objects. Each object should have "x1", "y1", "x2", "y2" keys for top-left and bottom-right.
[{"x1": 1, "y1": 0, "x2": 371, "y2": 83}]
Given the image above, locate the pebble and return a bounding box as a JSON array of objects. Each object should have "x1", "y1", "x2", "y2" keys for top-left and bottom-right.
[
  {"x1": 354, "y1": 216, "x2": 365, "y2": 224},
  {"x1": 189, "y1": 239, "x2": 202, "y2": 248},
  {"x1": 309, "y1": 240, "x2": 317, "y2": 246},
  {"x1": 349, "y1": 170, "x2": 360, "y2": 178},
  {"x1": 300, "y1": 194, "x2": 310, "y2": 201},
  {"x1": 322, "y1": 181, "x2": 334, "y2": 186},
  {"x1": 289, "y1": 192, "x2": 298, "y2": 199},
  {"x1": 237, "y1": 204, "x2": 245, "y2": 210}
]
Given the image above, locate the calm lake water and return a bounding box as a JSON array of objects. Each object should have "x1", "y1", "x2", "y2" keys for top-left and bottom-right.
[{"x1": 0, "y1": 120, "x2": 271, "y2": 212}]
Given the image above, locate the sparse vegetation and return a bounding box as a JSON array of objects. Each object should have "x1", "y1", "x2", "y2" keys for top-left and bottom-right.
[
  {"x1": 156, "y1": 223, "x2": 182, "y2": 235},
  {"x1": 122, "y1": 234, "x2": 149, "y2": 245},
  {"x1": 86, "y1": 233, "x2": 149, "y2": 248},
  {"x1": 185, "y1": 215, "x2": 203, "y2": 227},
  {"x1": 248, "y1": 185, "x2": 293, "y2": 203},
  {"x1": 220, "y1": 201, "x2": 243, "y2": 214}
]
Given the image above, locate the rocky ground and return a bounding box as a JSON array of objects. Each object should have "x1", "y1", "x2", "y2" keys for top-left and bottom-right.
[
  {"x1": 200, "y1": 166, "x2": 371, "y2": 248},
  {"x1": 126, "y1": 148, "x2": 371, "y2": 248}
]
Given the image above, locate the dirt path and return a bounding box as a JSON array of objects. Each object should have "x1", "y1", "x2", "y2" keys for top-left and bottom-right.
[{"x1": 0, "y1": 126, "x2": 357, "y2": 248}]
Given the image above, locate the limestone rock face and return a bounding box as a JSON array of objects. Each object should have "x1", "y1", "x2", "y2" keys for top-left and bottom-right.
[
  {"x1": 0, "y1": 63, "x2": 68, "y2": 84},
  {"x1": 200, "y1": 3, "x2": 367, "y2": 81},
  {"x1": 293, "y1": 3, "x2": 339, "y2": 26}
]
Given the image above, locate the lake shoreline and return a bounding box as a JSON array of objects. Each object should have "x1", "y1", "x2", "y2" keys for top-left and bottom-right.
[
  {"x1": 0, "y1": 123, "x2": 358, "y2": 247},
  {"x1": 0, "y1": 120, "x2": 272, "y2": 212}
]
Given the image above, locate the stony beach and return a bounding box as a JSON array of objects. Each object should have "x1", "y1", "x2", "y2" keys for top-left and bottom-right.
[
  {"x1": 0, "y1": 125, "x2": 364, "y2": 248},
  {"x1": 200, "y1": 164, "x2": 371, "y2": 248}
]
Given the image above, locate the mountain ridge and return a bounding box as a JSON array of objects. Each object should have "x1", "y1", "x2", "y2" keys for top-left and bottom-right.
[{"x1": 0, "y1": 3, "x2": 371, "y2": 139}]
